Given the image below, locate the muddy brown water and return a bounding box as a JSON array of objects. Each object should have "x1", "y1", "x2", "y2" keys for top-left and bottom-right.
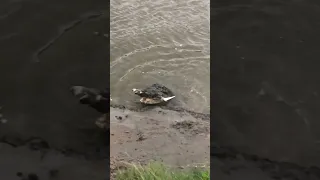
[{"x1": 110, "y1": 0, "x2": 210, "y2": 114}]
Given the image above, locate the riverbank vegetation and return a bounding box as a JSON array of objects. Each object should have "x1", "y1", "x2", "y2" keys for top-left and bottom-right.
[{"x1": 115, "y1": 161, "x2": 210, "y2": 180}]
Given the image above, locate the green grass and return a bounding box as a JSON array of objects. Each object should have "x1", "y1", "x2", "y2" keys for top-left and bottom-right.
[{"x1": 115, "y1": 161, "x2": 210, "y2": 180}]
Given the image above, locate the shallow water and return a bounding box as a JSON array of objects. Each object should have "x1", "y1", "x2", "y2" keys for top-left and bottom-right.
[{"x1": 110, "y1": 0, "x2": 210, "y2": 114}]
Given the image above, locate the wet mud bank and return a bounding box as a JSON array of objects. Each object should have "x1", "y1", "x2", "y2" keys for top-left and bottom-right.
[
  {"x1": 109, "y1": 105, "x2": 210, "y2": 177},
  {"x1": 111, "y1": 104, "x2": 320, "y2": 180},
  {"x1": 112, "y1": 104, "x2": 320, "y2": 180},
  {"x1": 110, "y1": 103, "x2": 210, "y2": 120}
]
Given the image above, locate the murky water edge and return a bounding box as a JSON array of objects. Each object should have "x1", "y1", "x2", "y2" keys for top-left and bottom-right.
[{"x1": 110, "y1": 0, "x2": 210, "y2": 114}]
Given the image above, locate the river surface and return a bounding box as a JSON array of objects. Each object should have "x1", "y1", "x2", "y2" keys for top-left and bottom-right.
[{"x1": 110, "y1": 0, "x2": 210, "y2": 114}]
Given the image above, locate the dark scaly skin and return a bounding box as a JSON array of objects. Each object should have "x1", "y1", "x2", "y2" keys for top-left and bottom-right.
[{"x1": 138, "y1": 83, "x2": 174, "y2": 99}]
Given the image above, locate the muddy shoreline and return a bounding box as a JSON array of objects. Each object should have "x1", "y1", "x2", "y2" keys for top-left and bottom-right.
[
  {"x1": 110, "y1": 103, "x2": 210, "y2": 120},
  {"x1": 1, "y1": 104, "x2": 320, "y2": 179}
]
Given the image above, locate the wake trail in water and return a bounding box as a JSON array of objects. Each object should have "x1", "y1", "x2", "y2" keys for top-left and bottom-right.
[{"x1": 110, "y1": 0, "x2": 210, "y2": 114}]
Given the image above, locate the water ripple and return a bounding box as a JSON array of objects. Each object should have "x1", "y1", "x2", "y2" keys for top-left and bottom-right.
[{"x1": 111, "y1": 0, "x2": 210, "y2": 113}]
